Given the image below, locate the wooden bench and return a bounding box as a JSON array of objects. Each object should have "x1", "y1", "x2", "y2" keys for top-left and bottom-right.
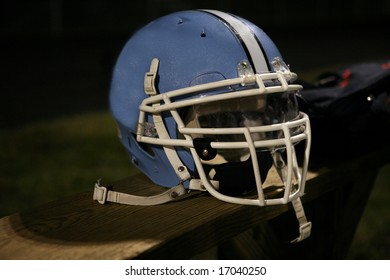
[{"x1": 0, "y1": 145, "x2": 388, "y2": 260}]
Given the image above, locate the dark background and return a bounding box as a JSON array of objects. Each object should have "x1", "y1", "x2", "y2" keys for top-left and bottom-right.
[
  {"x1": 1, "y1": 0, "x2": 389, "y2": 259},
  {"x1": 1, "y1": 0, "x2": 390, "y2": 128}
]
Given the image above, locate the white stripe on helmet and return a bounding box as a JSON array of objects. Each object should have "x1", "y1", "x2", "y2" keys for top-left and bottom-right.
[{"x1": 202, "y1": 9, "x2": 269, "y2": 73}]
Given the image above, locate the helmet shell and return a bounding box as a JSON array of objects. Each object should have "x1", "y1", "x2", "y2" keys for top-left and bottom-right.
[{"x1": 110, "y1": 10, "x2": 283, "y2": 188}]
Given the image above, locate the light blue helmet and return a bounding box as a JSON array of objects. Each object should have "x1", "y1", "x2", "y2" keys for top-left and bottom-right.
[{"x1": 108, "y1": 9, "x2": 311, "y2": 220}]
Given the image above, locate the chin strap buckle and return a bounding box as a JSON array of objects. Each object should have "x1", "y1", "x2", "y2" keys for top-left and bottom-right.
[
  {"x1": 291, "y1": 220, "x2": 312, "y2": 243},
  {"x1": 93, "y1": 181, "x2": 109, "y2": 204}
]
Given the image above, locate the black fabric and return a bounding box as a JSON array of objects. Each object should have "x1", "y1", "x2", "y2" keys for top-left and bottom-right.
[
  {"x1": 209, "y1": 151, "x2": 273, "y2": 196},
  {"x1": 298, "y1": 60, "x2": 390, "y2": 162},
  {"x1": 193, "y1": 137, "x2": 218, "y2": 161}
]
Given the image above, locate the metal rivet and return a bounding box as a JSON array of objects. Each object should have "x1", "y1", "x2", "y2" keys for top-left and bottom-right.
[
  {"x1": 171, "y1": 191, "x2": 178, "y2": 198},
  {"x1": 178, "y1": 166, "x2": 185, "y2": 172},
  {"x1": 276, "y1": 160, "x2": 285, "y2": 169},
  {"x1": 201, "y1": 149, "x2": 209, "y2": 158}
]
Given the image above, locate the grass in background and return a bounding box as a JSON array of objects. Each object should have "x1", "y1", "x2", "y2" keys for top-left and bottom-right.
[{"x1": 0, "y1": 111, "x2": 137, "y2": 217}]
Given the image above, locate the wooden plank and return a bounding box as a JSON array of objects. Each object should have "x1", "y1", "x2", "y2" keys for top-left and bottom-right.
[{"x1": 0, "y1": 171, "x2": 318, "y2": 260}]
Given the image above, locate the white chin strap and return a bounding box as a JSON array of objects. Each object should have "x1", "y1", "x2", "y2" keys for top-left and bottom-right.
[
  {"x1": 290, "y1": 197, "x2": 312, "y2": 243},
  {"x1": 93, "y1": 179, "x2": 311, "y2": 243},
  {"x1": 271, "y1": 151, "x2": 312, "y2": 243},
  {"x1": 93, "y1": 180, "x2": 187, "y2": 206}
]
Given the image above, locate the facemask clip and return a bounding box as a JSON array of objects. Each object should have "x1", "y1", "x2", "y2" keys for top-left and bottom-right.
[
  {"x1": 144, "y1": 58, "x2": 160, "y2": 95},
  {"x1": 237, "y1": 59, "x2": 255, "y2": 85}
]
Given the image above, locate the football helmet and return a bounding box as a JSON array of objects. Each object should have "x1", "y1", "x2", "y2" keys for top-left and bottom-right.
[{"x1": 94, "y1": 10, "x2": 312, "y2": 242}]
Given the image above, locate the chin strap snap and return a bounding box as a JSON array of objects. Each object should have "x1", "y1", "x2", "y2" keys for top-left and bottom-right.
[
  {"x1": 290, "y1": 197, "x2": 312, "y2": 243},
  {"x1": 93, "y1": 180, "x2": 187, "y2": 206}
]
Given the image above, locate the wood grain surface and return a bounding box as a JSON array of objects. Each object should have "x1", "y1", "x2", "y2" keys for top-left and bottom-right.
[{"x1": 0, "y1": 145, "x2": 388, "y2": 259}]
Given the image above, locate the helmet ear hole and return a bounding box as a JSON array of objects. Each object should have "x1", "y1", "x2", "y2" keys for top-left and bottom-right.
[{"x1": 130, "y1": 133, "x2": 155, "y2": 157}]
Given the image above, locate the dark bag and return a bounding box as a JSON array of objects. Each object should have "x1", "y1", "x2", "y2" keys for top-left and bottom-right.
[{"x1": 298, "y1": 60, "x2": 390, "y2": 162}]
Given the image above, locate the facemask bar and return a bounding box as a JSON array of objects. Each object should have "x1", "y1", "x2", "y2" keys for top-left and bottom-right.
[{"x1": 183, "y1": 116, "x2": 311, "y2": 206}]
